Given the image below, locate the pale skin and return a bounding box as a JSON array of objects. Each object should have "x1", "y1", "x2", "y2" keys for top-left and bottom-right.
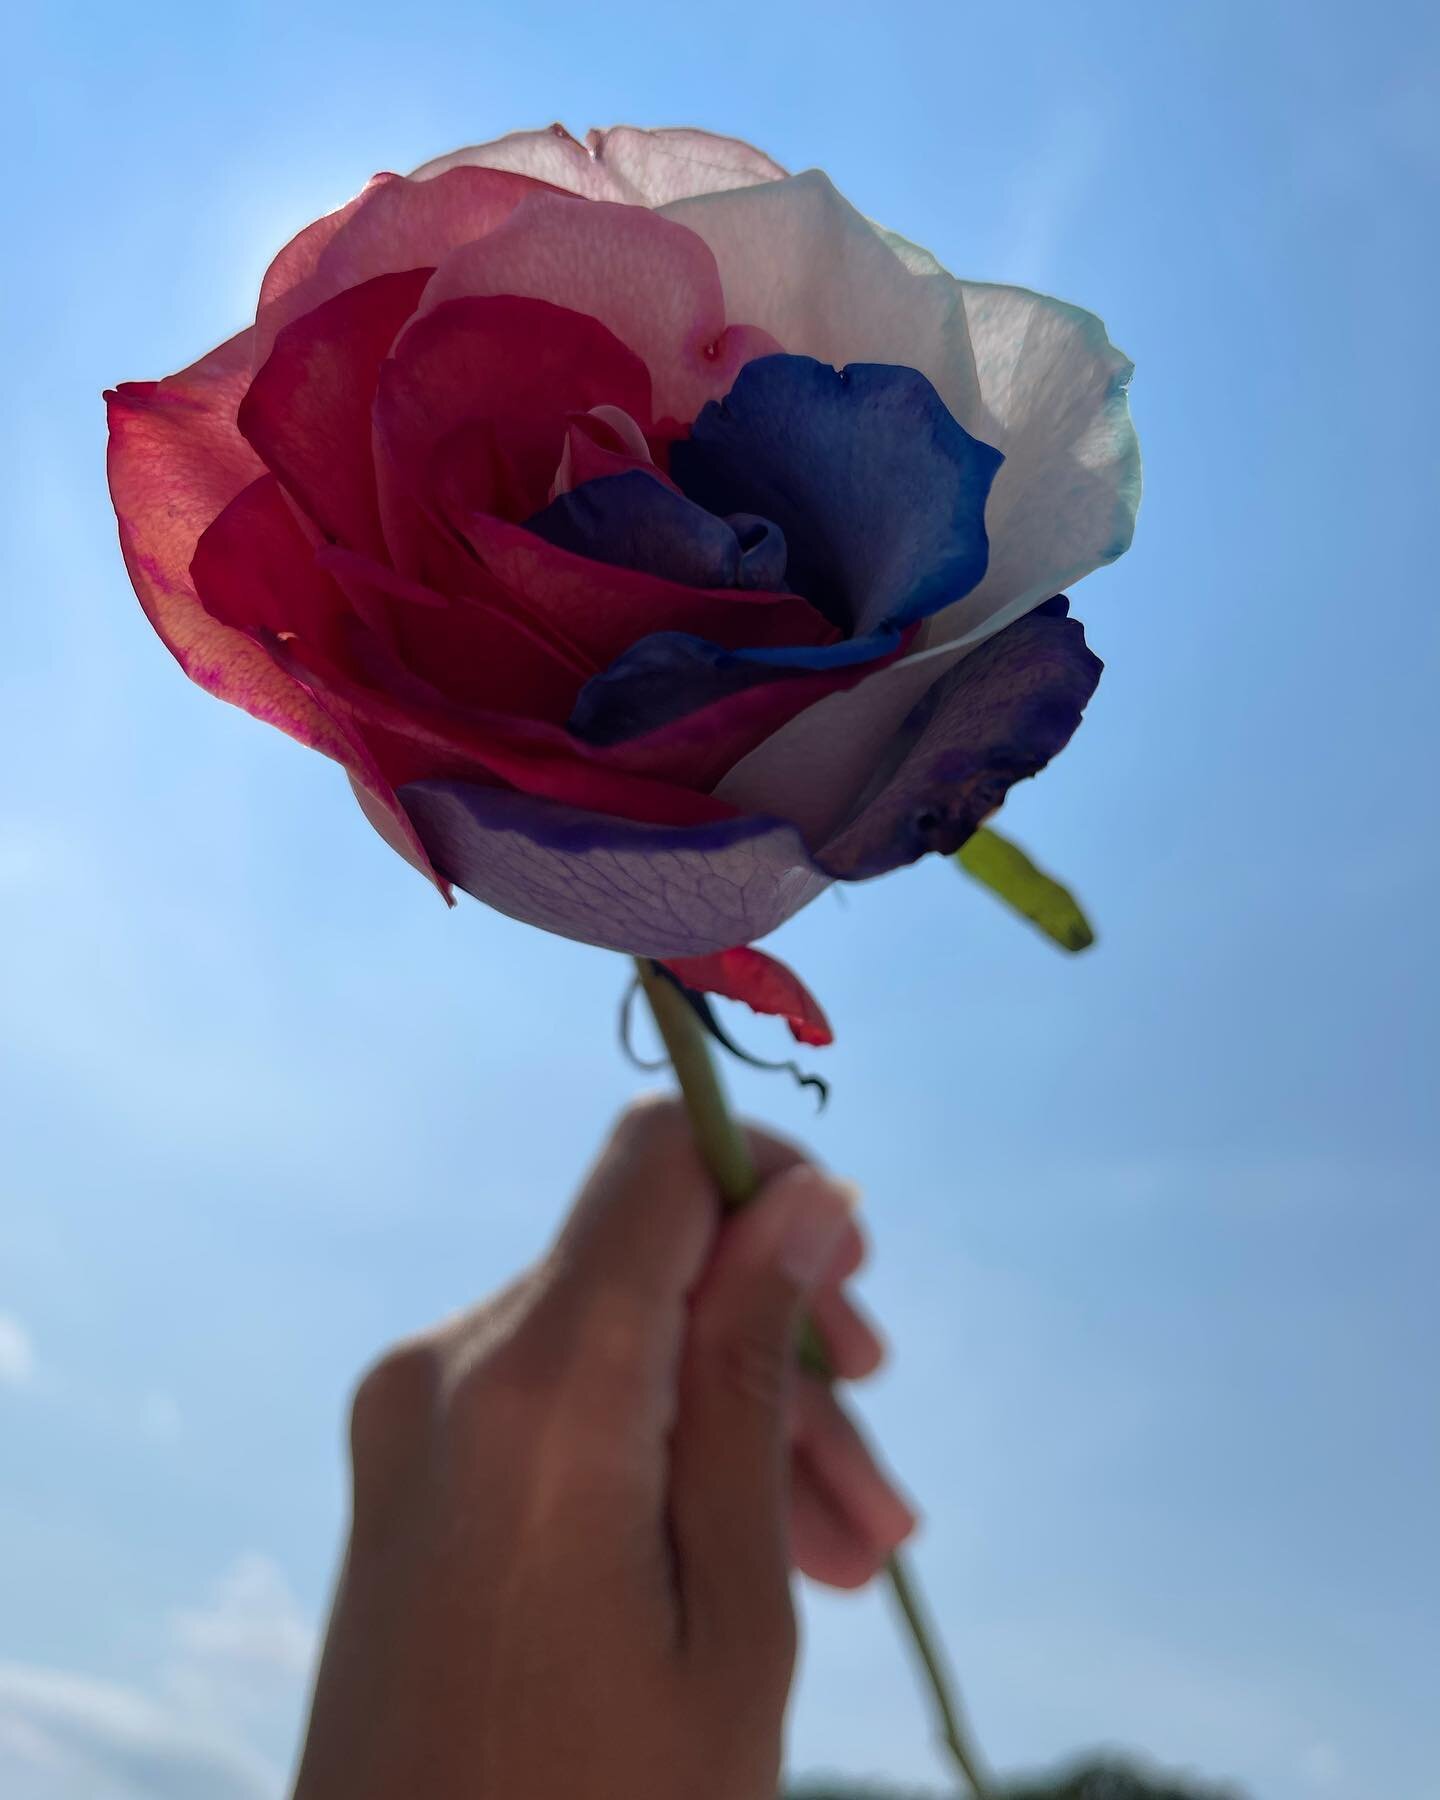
[{"x1": 292, "y1": 1097, "x2": 916, "y2": 1800}]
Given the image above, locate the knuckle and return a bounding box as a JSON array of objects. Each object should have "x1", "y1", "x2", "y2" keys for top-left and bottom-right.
[{"x1": 348, "y1": 1337, "x2": 442, "y2": 1513}]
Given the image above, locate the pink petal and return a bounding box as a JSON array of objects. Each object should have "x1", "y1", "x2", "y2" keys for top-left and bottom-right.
[
  {"x1": 254, "y1": 166, "x2": 543, "y2": 368},
  {"x1": 661, "y1": 947, "x2": 833, "y2": 1046},
  {"x1": 418, "y1": 189, "x2": 778, "y2": 423},
  {"x1": 239, "y1": 267, "x2": 434, "y2": 556},
  {"x1": 412, "y1": 122, "x2": 788, "y2": 207}
]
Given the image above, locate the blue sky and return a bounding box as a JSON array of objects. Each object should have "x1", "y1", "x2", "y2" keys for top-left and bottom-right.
[{"x1": 2, "y1": 2, "x2": 1437, "y2": 1796}]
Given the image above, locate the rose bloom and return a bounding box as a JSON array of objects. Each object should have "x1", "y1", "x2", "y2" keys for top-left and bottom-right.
[{"x1": 107, "y1": 125, "x2": 1138, "y2": 1025}]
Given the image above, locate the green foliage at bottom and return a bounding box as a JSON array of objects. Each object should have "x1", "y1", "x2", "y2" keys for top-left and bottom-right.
[{"x1": 787, "y1": 1754, "x2": 1245, "y2": 1800}]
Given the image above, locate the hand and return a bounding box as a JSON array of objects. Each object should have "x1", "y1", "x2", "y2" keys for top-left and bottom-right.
[{"x1": 292, "y1": 1098, "x2": 916, "y2": 1800}]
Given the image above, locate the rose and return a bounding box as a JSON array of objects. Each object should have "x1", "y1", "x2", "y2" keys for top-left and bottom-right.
[{"x1": 106, "y1": 123, "x2": 1138, "y2": 1024}]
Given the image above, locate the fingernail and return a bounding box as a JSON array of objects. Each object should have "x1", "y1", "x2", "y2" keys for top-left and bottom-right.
[{"x1": 774, "y1": 1168, "x2": 859, "y2": 1288}]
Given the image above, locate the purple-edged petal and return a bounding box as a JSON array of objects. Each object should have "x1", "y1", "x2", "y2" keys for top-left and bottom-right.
[
  {"x1": 397, "y1": 783, "x2": 827, "y2": 957},
  {"x1": 671, "y1": 354, "x2": 1002, "y2": 637},
  {"x1": 815, "y1": 600, "x2": 1102, "y2": 879}
]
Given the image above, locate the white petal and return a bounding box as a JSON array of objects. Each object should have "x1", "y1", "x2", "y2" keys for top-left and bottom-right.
[
  {"x1": 928, "y1": 281, "x2": 1141, "y2": 647},
  {"x1": 659, "y1": 171, "x2": 982, "y2": 427},
  {"x1": 714, "y1": 650, "x2": 950, "y2": 845},
  {"x1": 585, "y1": 126, "x2": 788, "y2": 205}
]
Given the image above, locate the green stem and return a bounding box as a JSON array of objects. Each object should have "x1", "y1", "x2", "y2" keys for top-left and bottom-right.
[{"x1": 633, "y1": 959, "x2": 994, "y2": 1800}]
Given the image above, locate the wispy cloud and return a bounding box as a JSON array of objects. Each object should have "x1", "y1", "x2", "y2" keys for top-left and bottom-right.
[
  {"x1": 0, "y1": 1555, "x2": 314, "y2": 1800},
  {"x1": 0, "y1": 1312, "x2": 36, "y2": 1388},
  {"x1": 163, "y1": 1553, "x2": 317, "y2": 1730},
  {"x1": 0, "y1": 1665, "x2": 280, "y2": 1800}
]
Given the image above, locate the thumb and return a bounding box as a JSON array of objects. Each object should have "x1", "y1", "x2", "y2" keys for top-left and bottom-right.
[{"x1": 669, "y1": 1162, "x2": 856, "y2": 1662}]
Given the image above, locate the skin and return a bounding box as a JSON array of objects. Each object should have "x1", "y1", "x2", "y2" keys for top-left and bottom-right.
[{"x1": 292, "y1": 1097, "x2": 917, "y2": 1800}]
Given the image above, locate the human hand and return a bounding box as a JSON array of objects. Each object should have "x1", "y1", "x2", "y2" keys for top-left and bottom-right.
[{"x1": 292, "y1": 1098, "x2": 915, "y2": 1800}]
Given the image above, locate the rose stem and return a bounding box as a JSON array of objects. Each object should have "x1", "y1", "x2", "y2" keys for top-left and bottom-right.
[{"x1": 633, "y1": 958, "x2": 994, "y2": 1800}]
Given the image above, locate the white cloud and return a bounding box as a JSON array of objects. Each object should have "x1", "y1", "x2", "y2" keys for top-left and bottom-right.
[
  {"x1": 0, "y1": 1665, "x2": 280, "y2": 1800},
  {"x1": 0, "y1": 1313, "x2": 36, "y2": 1388},
  {"x1": 0, "y1": 1555, "x2": 315, "y2": 1800},
  {"x1": 163, "y1": 1554, "x2": 317, "y2": 1730}
]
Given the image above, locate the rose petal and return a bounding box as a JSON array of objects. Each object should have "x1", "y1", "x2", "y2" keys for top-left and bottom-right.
[
  {"x1": 315, "y1": 545, "x2": 588, "y2": 722},
  {"x1": 584, "y1": 126, "x2": 788, "y2": 205},
  {"x1": 816, "y1": 601, "x2": 1103, "y2": 879},
  {"x1": 267, "y1": 635, "x2": 734, "y2": 829},
  {"x1": 568, "y1": 628, "x2": 904, "y2": 750},
  {"x1": 418, "y1": 188, "x2": 778, "y2": 423},
  {"x1": 710, "y1": 297, "x2": 1133, "y2": 845},
  {"x1": 373, "y1": 295, "x2": 653, "y2": 578},
  {"x1": 105, "y1": 334, "x2": 351, "y2": 765},
  {"x1": 590, "y1": 660, "x2": 891, "y2": 789},
  {"x1": 184, "y1": 474, "x2": 446, "y2": 886},
  {"x1": 527, "y1": 468, "x2": 776, "y2": 592},
  {"x1": 550, "y1": 408, "x2": 669, "y2": 498},
  {"x1": 240, "y1": 268, "x2": 433, "y2": 556},
  {"x1": 661, "y1": 947, "x2": 833, "y2": 1046},
  {"x1": 660, "y1": 170, "x2": 983, "y2": 429},
  {"x1": 411, "y1": 122, "x2": 787, "y2": 207},
  {"x1": 459, "y1": 511, "x2": 833, "y2": 668},
  {"x1": 254, "y1": 166, "x2": 542, "y2": 367},
  {"x1": 926, "y1": 280, "x2": 1141, "y2": 647},
  {"x1": 190, "y1": 474, "x2": 350, "y2": 651},
  {"x1": 397, "y1": 783, "x2": 828, "y2": 957},
  {"x1": 672, "y1": 354, "x2": 1001, "y2": 637}
]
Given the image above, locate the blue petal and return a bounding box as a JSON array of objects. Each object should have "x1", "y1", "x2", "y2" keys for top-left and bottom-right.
[
  {"x1": 525, "y1": 468, "x2": 787, "y2": 591},
  {"x1": 569, "y1": 625, "x2": 902, "y2": 745},
  {"x1": 671, "y1": 354, "x2": 1003, "y2": 636}
]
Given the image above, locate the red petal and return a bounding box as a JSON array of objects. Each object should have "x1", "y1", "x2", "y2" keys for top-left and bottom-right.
[
  {"x1": 373, "y1": 294, "x2": 653, "y2": 579},
  {"x1": 191, "y1": 475, "x2": 351, "y2": 650},
  {"x1": 661, "y1": 948, "x2": 834, "y2": 1046},
  {"x1": 460, "y1": 511, "x2": 836, "y2": 668},
  {"x1": 186, "y1": 474, "x2": 446, "y2": 890},
  {"x1": 105, "y1": 334, "x2": 353, "y2": 767},
  {"x1": 239, "y1": 267, "x2": 434, "y2": 556},
  {"x1": 268, "y1": 635, "x2": 736, "y2": 829},
  {"x1": 316, "y1": 546, "x2": 589, "y2": 723}
]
